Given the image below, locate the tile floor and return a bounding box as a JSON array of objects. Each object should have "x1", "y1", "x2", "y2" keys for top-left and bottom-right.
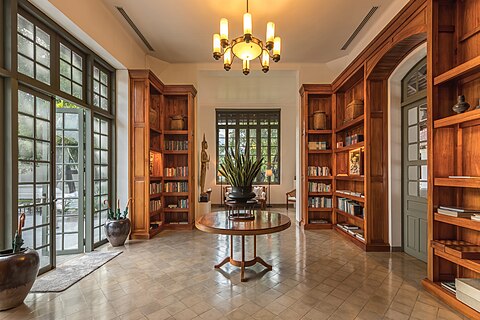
[{"x1": 0, "y1": 208, "x2": 468, "y2": 320}]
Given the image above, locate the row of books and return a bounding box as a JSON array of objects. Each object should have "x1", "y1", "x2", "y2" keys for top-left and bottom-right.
[
  {"x1": 337, "y1": 198, "x2": 364, "y2": 217},
  {"x1": 308, "y1": 197, "x2": 332, "y2": 208},
  {"x1": 164, "y1": 166, "x2": 189, "y2": 177},
  {"x1": 308, "y1": 182, "x2": 332, "y2": 192},
  {"x1": 177, "y1": 199, "x2": 188, "y2": 209},
  {"x1": 437, "y1": 206, "x2": 480, "y2": 218},
  {"x1": 149, "y1": 200, "x2": 162, "y2": 212},
  {"x1": 307, "y1": 166, "x2": 330, "y2": 176},
  {"x1": 336, "y1": 190, "x2": 364, "y2": 198},
  {"x1": 344, "y1": 133, "x2": 364, "y2": 146},
  {"x1": 149, "y1": 183, "x2": 162, "y2": 195},
  {"x1": 165, "y1": 140, "x2": 188, "y2": 151},
  {"x1": 164, "y1": 182, "x2": 188, "y2": 193},
  {"x1": 336, "y1": 223, "x2": 364, "y2": 241},
  {"x1": 308, "y1": 141, "x2": 328, "y2": 150}
]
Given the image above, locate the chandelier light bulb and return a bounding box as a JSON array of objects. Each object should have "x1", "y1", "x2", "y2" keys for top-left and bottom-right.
[
  {"x1": 224, "y1": 48, "x2": 232, "y2": 71},
  {"x1": 220, "y1": 18, "x2": 229, "y2": 44},
  {"x1": 243, "y1": 59, "x2": 250, "y2": 75},
  {"x1": 266, "y1": 22, "x2": 275, "y2": 48},
  {"x1": 273, "y1": 36, "x2": 281, "y2": 62},
  {"x1": 262, "y1": 50, "x2": 270, "y2": 73},
  {"x1": 243, "y1": 13, "x2": 252, "y2": 38},
  {"x1": 213, "y1": 34, "x2": 221, "y2": 60}
]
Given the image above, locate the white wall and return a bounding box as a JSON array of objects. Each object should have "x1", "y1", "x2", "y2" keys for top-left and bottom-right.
[
  {"x1": 388, "y1": 44, "x2": 426, "y2": 248},
  {"x1": 196, "y1": 70, "x2": 299, "y2": 205}
]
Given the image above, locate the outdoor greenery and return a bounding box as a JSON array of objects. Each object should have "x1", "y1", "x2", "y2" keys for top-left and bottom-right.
[{"x1": 218, "y1": 148, "x2": 264, "y2": 187}]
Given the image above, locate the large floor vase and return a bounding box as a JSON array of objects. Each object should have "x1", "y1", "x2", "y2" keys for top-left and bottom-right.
[
  {"x1": 229, "y1": 186, "x2": 256, "y2": 203},
  {"x1": 0, "y1": 248, "x2": 39, "y2": 310},
  {"x1": 104, "y1": 218, "x2": 131, "y2": 247}
]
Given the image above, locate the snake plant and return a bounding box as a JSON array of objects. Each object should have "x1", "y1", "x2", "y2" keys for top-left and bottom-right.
[{"x1": 219, "y1": 147, "x2": 264, "y2": 187}]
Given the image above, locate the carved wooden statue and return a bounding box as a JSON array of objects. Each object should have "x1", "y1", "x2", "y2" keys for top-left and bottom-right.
[{"x1": 200, "y1": 134, "x2": 210, "y2": 195}]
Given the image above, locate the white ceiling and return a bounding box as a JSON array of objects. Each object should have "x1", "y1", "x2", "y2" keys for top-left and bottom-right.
[{"x1": 102, "y1": 0, "x2": 400, "y2": 64}]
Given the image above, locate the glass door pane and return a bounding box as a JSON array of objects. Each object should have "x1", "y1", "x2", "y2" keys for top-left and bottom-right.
[
  {"x1": 17, "y1": 89, "x2": 54, "y2": 271},
  {"x1": 55, "y1": 108, "x2": 84, "y2": 254}
]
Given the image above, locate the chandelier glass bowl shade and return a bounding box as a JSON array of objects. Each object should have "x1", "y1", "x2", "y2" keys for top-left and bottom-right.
[{"x1": 212, "y1": 0, "x2": 281, "y2": 75}]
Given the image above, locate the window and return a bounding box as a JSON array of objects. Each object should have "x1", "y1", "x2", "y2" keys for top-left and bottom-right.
[
  {"x1": 59, "y1": 42, "x2": 84, "y2": 100},
  {"x1": 216, "y1": 109, "x2": 280, "y2": 184},
  {"x1": 17, "y1": 13, "x2": 51, "y2": 85},
  {"x1": 93, "y1": 117, "x2": 110, "y2": 244},
  {"x1": 93, "y1": 65, "x2": 110, "y2": 110}
]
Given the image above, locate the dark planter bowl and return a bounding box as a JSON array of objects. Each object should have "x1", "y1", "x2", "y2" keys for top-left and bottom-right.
[
  {"x1": 0, "y1": 248, "x2": 39, "y2": 311},
  {"x1": 104, "y1": 218, "x2": 131, "y2": 247},
  {"x1": 229, "y1": 186, "x2": 256, "y2": 202}
]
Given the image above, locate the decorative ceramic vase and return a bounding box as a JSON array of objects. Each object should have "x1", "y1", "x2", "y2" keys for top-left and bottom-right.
[
  {"x1": 170, "y1": 115, "x2": 185, "y2": 130},
  {"x1": 0, "y1": 248, "x2": 39, "y2": 311},
  {"x1": 452, "y1": 95, "x2": 470, "y2": 114},
  {"x1": 229, "y1": 186, "x2": 256, "y2": 203},
  {"x1": 313, "y1": 111, "x2": 327, "y2": 130},
  {"x1": 104, "y1": 218, "x2": 131, "y2": 247}
]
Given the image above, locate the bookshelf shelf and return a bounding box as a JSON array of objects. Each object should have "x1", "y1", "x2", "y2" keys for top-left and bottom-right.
[
  {"x1": 335, "y1": 208, "x2": 364, "y2": 224},
  {"x1": 309, "y1": 192, "x2": 333, "y2": 196},
  {"x1": 434, "y1": 55, "x2": 480, "y2": 85},
  {"x1": 163, "y1": 192, "x2": 189, "y2": 196},
  {"x1": 333, "y1": 225, "x2": 366, "y2": 249},
  {"x1": 150, "y1": 209, "x2": 162, "y2": 217},
  {"x1": 308, "y1": 207, "x2": 333, "y2": 212},
  {"x1": 335, "y1": 192, "x2": 365, "y2": 203},
  {"x1": 335, "y1": 175, "x2": 364, "y2": 182},
  {"x1": 149, "y1": 193, "x2": 162, "y2": 199},
  {"x1": 434, "y1": 178, "x2": 480, "y2": 188},
  {"x1": 150, "y1": 127, "x2": 162, "y2": 134},
  {"x1": 335, "y1": 115, "x2": 364, "y2": 133},
  {"x1": 434, "y1": 213, "x2": 480, "y2": 232},
  {"x1": 308, "y1": 176, "x2": 333, "y2": 180},
  {"x1": 434, "y1": 248, "x2": 480, "y2": 274},
  {"x1": 434, "y1": 109, "x2": 480, "y2": 129},
  {"x1": 335, "y1": 142, "x2": 364, "y2": 153},
  {"x1": 304, "y1": 223, "x2": 332, "y2": 230},
  {"x1": 308, "y1": 149, "x2": 333, "y2": 154},
  {"x1": 164, "y1": 130, "x2": 188, "y2": 135},
  {"x1": 164, "y1": 208, "x2": 189, "y2": 213},
  {"x1": 163, "y1": 150, "x2": 188, "y2": 155},
  {"x1": 150, "y1": 176, "x2": 163, "y2": 181},
  {"x1": 163, "y1": 176, "x2": 188, "y2": 181},
  {"x1": 308, "y1": 129, "x2": 332, "y2": 134}
]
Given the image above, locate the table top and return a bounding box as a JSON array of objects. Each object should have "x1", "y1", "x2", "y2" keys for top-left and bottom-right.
[{"x1": 196, "y1": 211, "x2": 291, "y2": 236}]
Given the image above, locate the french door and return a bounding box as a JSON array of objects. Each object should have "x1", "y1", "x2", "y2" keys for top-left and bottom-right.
[
  {"x1": 17, "y1": 88, "x2": 55, "y2": 272},
  {"x1": 55, "y1": 108, "x2": 85, "y2": 255}
]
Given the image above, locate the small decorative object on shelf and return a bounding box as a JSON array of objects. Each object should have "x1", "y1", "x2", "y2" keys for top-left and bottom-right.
[
  {"x1": 336, "y1": 141, "x2": 344, "y2": 148},
  {"x1": 0, "y1": 212, "x2": 40, "y2": 311},
  {"x1": 348, "y1": 148, "x2": 363, "y2": 175},
  {"x1": 103, "y1": 199, "x2": 132, "y2": 247},
  {"x1": 200, "y1": 134, "x2": 210, "y2": 201},
  {"x1": 313, "y1": 111, "x2": 327, "y2": 130},
  {"x1": 452, "y1": 95, "x2": 470, "y2": 114},
  {"x1": 345, "y1": 99, "x2": 364, "y2": 122},
  {"x1": 169, "y1": 115, "x2": 185, "y2": 130}
]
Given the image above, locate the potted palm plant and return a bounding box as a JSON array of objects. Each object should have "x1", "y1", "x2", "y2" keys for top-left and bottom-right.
[
  {"x1": 103, "y1": 199, "x2": 132, "y2": 247},
  {"x1": 219, "y1": 148, "x2": 264, "y2": 202},
  {"x1": 0, "y1": 213, "x2": 39, "y2": 311}
]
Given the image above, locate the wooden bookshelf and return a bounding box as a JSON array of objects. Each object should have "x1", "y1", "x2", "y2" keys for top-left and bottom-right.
[
  {"x1": 300, "y1": 84, "x2": 334, "y2": 229},
  {"x1": 424, "y1": 1, "x2": 480, "y2": 318},
  {"x1": 129, "y1": 70, "x2": 196, "y2": 239}
]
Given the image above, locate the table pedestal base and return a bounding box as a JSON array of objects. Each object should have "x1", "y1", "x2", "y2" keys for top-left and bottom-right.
[{"x1": 214, "y1": 235, "x2": 272, "y2": 282}]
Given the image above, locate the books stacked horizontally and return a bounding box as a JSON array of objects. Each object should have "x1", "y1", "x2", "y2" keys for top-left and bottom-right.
[
  {"x1": 456, "y1": 279, "x2": 480, "y2": 312},
  {"x1": 310, "y1": 219, "x2": 330, "y2": 224},
  {"x1": 336, "y1": 190, "x2": 364, "y2": 198},
  {"x1": 336, "y1": 223, "x2": 364, "y2": 241},
  {"x1": 437, "y1": 206, "x2": 480, "y2": 218},
  {"x1": 472, "y1": 214, "x2": 480, "y2": 222},
  {"x1": 441, "y1": 281, "x2": 456, "y2": 294}
]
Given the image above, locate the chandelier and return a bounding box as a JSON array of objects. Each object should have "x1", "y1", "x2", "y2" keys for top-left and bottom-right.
[{"x1": 212, "y1": 0, "x2": 281, "y2": 75}]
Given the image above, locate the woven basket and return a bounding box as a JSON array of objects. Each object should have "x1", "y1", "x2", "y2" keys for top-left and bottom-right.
[{"x1": 345, "y1": 100, "x2": 364, "y2": 122}]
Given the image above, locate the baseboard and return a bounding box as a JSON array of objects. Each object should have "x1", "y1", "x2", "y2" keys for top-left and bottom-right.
[{"x1": 391, "y1": 246, "x2": 403, "y2": 252}]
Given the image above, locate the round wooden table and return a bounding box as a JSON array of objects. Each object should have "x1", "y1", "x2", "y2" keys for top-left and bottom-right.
[{"x1": 196, "y1": 210, "x2": 291, "y2": 282}]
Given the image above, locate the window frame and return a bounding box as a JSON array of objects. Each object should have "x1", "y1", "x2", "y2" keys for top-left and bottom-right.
[{"x1": 216, "y1": 109, "x2": 281, "y2": 185}]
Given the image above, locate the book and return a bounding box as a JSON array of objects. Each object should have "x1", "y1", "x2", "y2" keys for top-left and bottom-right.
[
  {"x1": 441, "y1": 281, "x2": 456, "y2": 294},
  {"x1": 448, "y1": 176, "x2": 472, "y2": 179},
  {"x1": 439, "y1": 206, "x2": 480, "y2": 213},
  {"x1": 437, "y1": 209, "x2": 474, "y2": 218}
]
